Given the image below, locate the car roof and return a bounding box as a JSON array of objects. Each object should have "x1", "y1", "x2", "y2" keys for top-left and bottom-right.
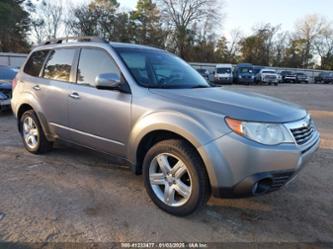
[{"x1": 33, "y1": 40, "x2": 164, "y2": 53}]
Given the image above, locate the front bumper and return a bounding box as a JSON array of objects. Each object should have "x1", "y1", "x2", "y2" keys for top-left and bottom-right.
[
  {"x1": 215, "y1": 77, "x2": 233, "y2": 84},
  {"x1": 262, "y1": 78, "x2": 279, "y2": 83},
  {"x1": 238, "y1": 77, "x2": 255, "y2": 84},
  {"x1": 198, "y1": 129, "x2": 320, "y2": 198}
]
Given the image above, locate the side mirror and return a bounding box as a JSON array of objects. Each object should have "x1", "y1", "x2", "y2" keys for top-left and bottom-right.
[{"x1": 95, "y1": 73, "x2": 121, "y2": 90}]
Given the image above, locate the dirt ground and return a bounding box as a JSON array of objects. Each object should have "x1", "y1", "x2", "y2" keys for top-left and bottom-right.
[{"x1": 0, "y1": 84, "x2": 332, "y2": 244}]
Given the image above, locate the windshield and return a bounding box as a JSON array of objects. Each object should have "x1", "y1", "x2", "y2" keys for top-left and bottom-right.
[
  {"x1": 239, "y1": 67, "x2": 253, "y2": 73},
  {"x1": 262, "y1": 70, "x2": 276, "y2": 74},
  {"x1": 217, "y1": 68, "x2": 231, "y2": 74},
  {"x1": 115, "y1": 48, "x2": 210, "y2": 89}
]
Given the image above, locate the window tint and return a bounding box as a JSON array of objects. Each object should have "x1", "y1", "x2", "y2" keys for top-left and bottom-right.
[
  {"x1": 116, "y1": 48, "x2": 209, "y2": 89},
  {"x1": 77, "y1": 48, "x2": 120, "y2": 87},
  {"x1": 24, "y1": 50, "x2": 49, "y2": 77},
  {"x1": 43, "y1": 49, "x2": 75, "y2": 82}
]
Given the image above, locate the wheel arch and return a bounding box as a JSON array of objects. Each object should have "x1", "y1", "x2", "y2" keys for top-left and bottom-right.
[{"x1": 16, "y1": 102, "x2": 53, "y2": 141}]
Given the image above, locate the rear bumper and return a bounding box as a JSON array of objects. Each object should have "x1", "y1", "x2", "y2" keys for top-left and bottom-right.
[
  {"x1": 198, "y1": 130, "x2": 320, "y2": 198},
  {"x1": 0, "y1": 99, "x2": 11, "y2": 111}
]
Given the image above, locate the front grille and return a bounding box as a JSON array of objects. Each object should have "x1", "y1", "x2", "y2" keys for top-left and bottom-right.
[
  {"x1": 264, "y1": 75, "x2": 277, "y2": 80},
  {"x1": 270, "y1": 171, "x2": 294, "y2": 191},
  {"x1": 290, "y1": 122, "x2": 314, "y2": 145}
]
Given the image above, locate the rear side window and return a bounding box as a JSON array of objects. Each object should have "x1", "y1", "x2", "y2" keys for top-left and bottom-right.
[
  {"x1": 24, "y1": 50, "x2": 49, "y2": 77},
  {"x1": 77, "y1": 48, "x2": 120, "y2": 87},
  {"x1": 43, "y1": 49, "x2": 76, "y2": 82}
]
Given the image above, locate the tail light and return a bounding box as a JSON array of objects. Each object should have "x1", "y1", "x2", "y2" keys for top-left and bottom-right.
[{"x1": 12, "y1": 76, "x2": 18, "y2": 89}]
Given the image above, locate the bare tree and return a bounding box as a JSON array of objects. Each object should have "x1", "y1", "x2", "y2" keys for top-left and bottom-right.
[
  {"x1": 157, "y1": 0, "x2": 223, "y2": 58},
  {"x1": 314, "y1": 20, "x2": 333, "y2": 69},
  {"x1": 31, "y1": 0, "x2": 63, "y2": 43},
  {"x1": 295, "y1": 14, "x2": 326, "y2": 67}
]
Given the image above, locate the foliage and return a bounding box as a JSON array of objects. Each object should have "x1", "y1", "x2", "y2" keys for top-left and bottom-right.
[
  {"x1": 4, "y1": 1, "x2": 333, "y2": 70},
  {"x1": 0, "y1": 0, "x2": 31, "y2": 52}
]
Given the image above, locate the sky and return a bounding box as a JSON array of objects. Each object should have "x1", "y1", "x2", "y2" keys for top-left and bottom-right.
[{"x1": 71, "y1": 0, "x2": 333, "y2": 36}]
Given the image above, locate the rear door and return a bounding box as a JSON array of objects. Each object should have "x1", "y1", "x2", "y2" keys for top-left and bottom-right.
[
  {"x1": 38, "y1": 48, "x2": 77, "y2": 138},
  {"x1": 68, "y1": 47, "x2": 131, "y2": 157}
]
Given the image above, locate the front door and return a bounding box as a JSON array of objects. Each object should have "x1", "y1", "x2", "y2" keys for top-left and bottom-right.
[{"x1": 68, "y1": 47, "x2": 131, "y2": 157}]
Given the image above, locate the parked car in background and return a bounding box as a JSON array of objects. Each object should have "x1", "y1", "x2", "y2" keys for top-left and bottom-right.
[
  {"x1": 195, "y1": 68, "x2": 210, "y2": 81},
  {"x1": 0, "y1": 66, "x2": 18, "y2": 111},
  {"x1": 256, "y1": 69, "x2": 279, "y2": 85},
  {"x1": 234, "y1": 63, "x2": 255, "y2": 84},
  {"x1": 314, "y1": 72, "x2": 333, "y2": 84},
  {"x1": 296, "y1": 72, "x2": 309, "y2": 83},
  {"x1": 214, "y1": 64, "x2": 233, "y2": 84},
  {"x1": 280, "y1": 71, "x2": 297, "y2": 83},
  {"x1": 252, "y1": 65, "x2": 263, "y2": 83}
]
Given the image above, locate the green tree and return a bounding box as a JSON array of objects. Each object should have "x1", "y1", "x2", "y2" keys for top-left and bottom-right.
[
  {"x1": 66, "y1": 0, "x2": 131, "y2": 42},
  {"x1": 130, "y1": 0, "x2": 166, "y2": 47},
  {"x1": 283, "y1": 38, "x2": 308, "y2": 68},
  {"x1": 0, "y1": 0, "x2": 30, "y2": 52}
]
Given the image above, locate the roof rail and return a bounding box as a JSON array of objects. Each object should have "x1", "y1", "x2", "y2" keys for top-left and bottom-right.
[{"x1": 41, "y1": 36, "x2": 107, "y2": 46}]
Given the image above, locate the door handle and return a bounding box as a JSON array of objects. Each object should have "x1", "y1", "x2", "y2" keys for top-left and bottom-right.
[
  {"x1": 69, "y1": 92, "x2": 80, "y2": 99},
  {"x1": 32, "y1": 85, "x2": 41, "y2": 91}
]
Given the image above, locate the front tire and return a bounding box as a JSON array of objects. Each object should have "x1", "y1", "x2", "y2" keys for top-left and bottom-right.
[
  {"x1": 20, "y1": 110, "x2": 53, "y2": 154},
  {"x1": 143, "y1": 139, "x2": 210, "y2": 216}
]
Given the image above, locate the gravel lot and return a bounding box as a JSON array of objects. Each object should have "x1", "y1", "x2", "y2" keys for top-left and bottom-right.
[{"x1": 0, "y1": 84, "x2": 332, "y2": 244}]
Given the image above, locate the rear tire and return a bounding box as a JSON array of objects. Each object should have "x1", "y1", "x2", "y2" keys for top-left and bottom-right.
[
  {"x1": 143, "y1": 139, "x2": 210, "y2": 216},
  {"x1": 19, "y1": 110, "x2": 53, "y2": 154}
]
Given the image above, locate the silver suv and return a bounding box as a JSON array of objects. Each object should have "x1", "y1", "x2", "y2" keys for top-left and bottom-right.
[{"x1": 12, "y1": 37, "x2": 320, "y2": 216}]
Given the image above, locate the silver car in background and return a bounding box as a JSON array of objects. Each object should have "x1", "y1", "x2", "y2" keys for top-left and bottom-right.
[
  {"x1": 11, "y1": 37, "x2": 320, "y2": 216},
  {"x1": 257, "y1": 69, "x2": 279, "y2": 85}
]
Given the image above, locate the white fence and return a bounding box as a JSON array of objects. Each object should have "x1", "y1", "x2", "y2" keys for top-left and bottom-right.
[{"x1": 0, "y1": 53, "x2": 28, "y2": 68}]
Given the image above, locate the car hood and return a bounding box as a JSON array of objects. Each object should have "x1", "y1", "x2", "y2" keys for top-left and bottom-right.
[
  {"x1": 0, "y1": 82, "x2": 12, "y2": 90},
  {"x1": 150, "y1": 87, "x2": 307, "y2": 123}
]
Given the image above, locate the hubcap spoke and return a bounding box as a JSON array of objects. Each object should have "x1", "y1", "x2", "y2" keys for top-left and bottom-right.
[
  {"x1": 30, "y1": 129, "x2": 38, "y2": 136},
  {"x1": 171, "y1": 160, "x2": 187, "y2": 179},
  {"x1": 164, "y1": 184, "x2": 175, "y2": 205},
  {"x1": 174, "y1": 180, "x2": 191, "y2": 198},
  {"x1": 150, "y1": 173, "x2": 165, "y2": 185},
  {"x1": 30, "y1": 135, "x2": 37, "y2": 145},
  {"x1": 156, "y1": 154, "x2": 171, "y2": 175},
  {"x1": 23, "y1": 123, "x2": 29, "y2": 133},
  {"x1": 28, "y1": 117, "x2": 33, "y2": 127}
]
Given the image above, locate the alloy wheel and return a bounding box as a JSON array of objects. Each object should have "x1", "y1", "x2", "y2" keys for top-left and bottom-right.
[{"x1": 149, "y1": 153, "x2": 192, "y2": 207}]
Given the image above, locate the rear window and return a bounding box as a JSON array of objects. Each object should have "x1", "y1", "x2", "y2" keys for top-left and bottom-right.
[
  {"x1": 42, "y1": 49, "x2": 76, "y2": 82},
  {"x1": 24, "y1": 50, "x2": 49, "y2": 77}
]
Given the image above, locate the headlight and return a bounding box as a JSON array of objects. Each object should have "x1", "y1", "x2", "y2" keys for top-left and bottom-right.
[{"x1": 225, "y1": 117, "x2": 294, "y2": 145}]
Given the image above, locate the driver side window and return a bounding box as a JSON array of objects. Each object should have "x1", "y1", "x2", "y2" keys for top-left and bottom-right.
[{"x1": 77, "y1": 48, "x2": 120, "y2": 87}]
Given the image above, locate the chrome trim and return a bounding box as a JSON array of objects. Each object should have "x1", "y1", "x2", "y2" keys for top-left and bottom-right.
[{"x1": 284, "y1": 114, "x2": 317, "y2": 147}]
